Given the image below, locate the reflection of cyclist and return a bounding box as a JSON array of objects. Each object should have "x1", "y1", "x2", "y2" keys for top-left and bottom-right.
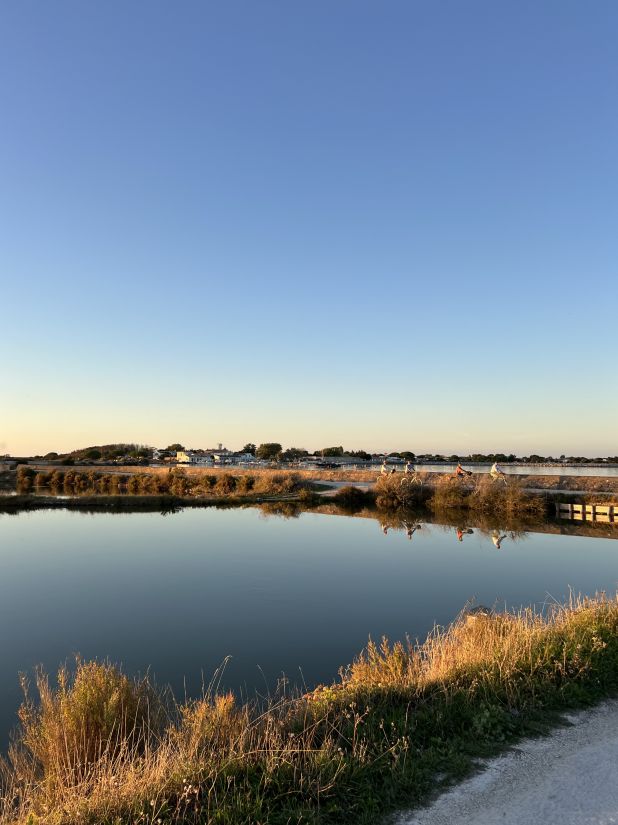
[
  {"x1": 404, "y1": 522, "x2": 421, "y2": 540},
  {"x1": 380, "y1": 522, "x2": 389, "y2": 535},
  {"x1": 456, "y1": 527, "x2": 474, "y2": 542},
  {"x1": 491, "y1": 531, "x2": 508, "y2": 549}
]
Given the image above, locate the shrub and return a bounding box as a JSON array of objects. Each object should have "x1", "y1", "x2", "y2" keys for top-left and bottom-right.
[
  {"x1": 15, "y1": 660, "x2": 162, "y2": 792},
  {"x1": 16, "y1": 466, "x2": 34, "y2": 492},
  {"x1": 126, "y1": 475, "x2": 140, "y2": 494},
  {"x1": 168, "y1": 470, "x2": 190, "y2": 497},
  {"x1": 374, "y1": 475, "x2": 427, "y2": 509},
  {"x1": 467, "y1": 477, "x2": 548, "y2": 517},
  {"x1": 332, "y1": 485, "x2": 375, "y2": 511},
  {"x1": 62, "y1": 471, "x2": 76, "y2": 492},
  {"x1": 49, "y1": 471, "x2": 65, "y2": 489},
  {"x1": 215, "y1": 473, "x2": 237, "y2": 495},
  {"x1": 427, "y1": 476, "x2": 471, "y2": 510},
  {"x1": 235, "y1": 475, "x2": 255, "y2": 494},
  {"x1": 198, "y1": 474, "x2": 217, "y2": 494}
]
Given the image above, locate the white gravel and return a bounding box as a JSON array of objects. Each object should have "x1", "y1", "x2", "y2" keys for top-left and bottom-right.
[{"x1": 393, "y1": 700, "x2": 618, "y2": 825}]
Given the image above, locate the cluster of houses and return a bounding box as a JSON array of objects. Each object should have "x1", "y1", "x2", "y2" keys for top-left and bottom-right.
[
  {"x1": 173, "y1": 448, "x2": 256, "y2": 466},
  {"x1": 169, "y1": 449, "x2": 399, "y2": 468}
]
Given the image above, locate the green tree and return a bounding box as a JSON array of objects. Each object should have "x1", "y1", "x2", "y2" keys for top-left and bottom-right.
[
  {"x1": 242, "y1": 443, "x2": 256, "y2": 455},
  {"x1": 86, "y1": 449, "x2": 102, "y2": 460},
  {"x1": 166, "y1": 443, "x2": 185, "y2": 452},
  {"x1": 321, "y1": 446, "x2": 344, "y2": 457},
  {"x1": 256, "y1": 443, "x2": 282, "y2": 461},
  {"x1": 280, "y1": 447, "x2": 309, "y2": 462},
  {"x1": 348, "y1": 450, "x2": 371, "y2": 461}
]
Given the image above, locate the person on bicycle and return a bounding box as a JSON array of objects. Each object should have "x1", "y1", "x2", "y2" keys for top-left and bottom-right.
[
  {"x1": 490, "y1": 462, "x2": 507, "y2": 482},
  {"x1": 404, "y1": 461, "x2": 415, "y2": 474},
  {"x1": 455, "y1": 462, "x2": 471, "y2": 478}
]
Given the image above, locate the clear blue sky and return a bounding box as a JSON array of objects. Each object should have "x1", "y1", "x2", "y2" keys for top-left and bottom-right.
[{"x1": 1, "y1": 1, "x2": 616, "y2": 456}]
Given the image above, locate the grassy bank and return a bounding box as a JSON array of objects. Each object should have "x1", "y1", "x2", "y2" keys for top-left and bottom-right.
[
  {"x1": 371, "y1": 474, "x2": 550, "y2": 518},
  {"x1": 427, "y1": 476, "x2": 549, "y2": 517},
  {"x1": 15, "y1": 467, "x2": 311, "y2": 501},
  {"x1": 2, "y1": 594, "x2": 618, "y2": 825}
]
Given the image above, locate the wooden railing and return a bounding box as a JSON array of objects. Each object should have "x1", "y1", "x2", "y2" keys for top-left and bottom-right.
[{"x1": 556, "y1": 502, "x2": 618, "y2": 523}]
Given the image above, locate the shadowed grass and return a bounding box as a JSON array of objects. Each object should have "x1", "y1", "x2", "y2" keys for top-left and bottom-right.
[
  {"x1": 2, "y1": 594, "x2": 618, "y2": 825},
  {"x1": 331, "y1": 486, "x2": 376, "y2": 512}
]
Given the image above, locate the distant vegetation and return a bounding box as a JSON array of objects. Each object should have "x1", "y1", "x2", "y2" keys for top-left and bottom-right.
[
  {"x1": 8, "y1": 442, "x2": 618, "y2": 465},
  {"x1": 34, "y1": 444, "x2": 153, "y2": 464},
  {"x1": 2, "y1": 593, "x2": 617, "y2": 825}
]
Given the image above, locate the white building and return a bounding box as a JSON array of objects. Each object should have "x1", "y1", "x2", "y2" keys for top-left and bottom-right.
[{"x1": 176, "y1": 451, "x2": 213, "y2": 465}]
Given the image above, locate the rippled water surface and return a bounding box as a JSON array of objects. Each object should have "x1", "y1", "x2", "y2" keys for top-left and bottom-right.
[{"x1": 1, "y1": 506, "x2": 617, "y2": 745}]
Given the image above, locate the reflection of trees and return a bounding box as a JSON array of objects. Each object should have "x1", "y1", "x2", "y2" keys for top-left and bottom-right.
[
  {"x1": 256, "y1": 501, "x2": 302, "y2": 520},
  {"x1": 159, "y1": 505, "x2": 180, "y2": 517}
]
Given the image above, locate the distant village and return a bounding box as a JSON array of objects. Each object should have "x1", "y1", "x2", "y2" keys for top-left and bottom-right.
[
  {"x1": 171, "y1": 447, "x2": 376, "y2": 469},
  {"x1": 2, "y1": 442, "x2": 617, "y2": 472}
]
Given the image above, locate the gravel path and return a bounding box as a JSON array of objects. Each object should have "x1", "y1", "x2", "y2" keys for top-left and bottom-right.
[{"x1": 393, "y1": 700, "x2": 618, "y2": 825}]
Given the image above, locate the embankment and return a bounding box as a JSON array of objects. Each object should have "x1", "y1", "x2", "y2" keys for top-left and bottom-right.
[{"x1": 2, "y1": 593, "x2": 618, "y2": 825}]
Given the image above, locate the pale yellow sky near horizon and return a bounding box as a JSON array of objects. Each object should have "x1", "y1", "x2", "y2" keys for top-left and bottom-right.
[{"x1": 2, "y1": 406, "x2": 616, "y2": 458}]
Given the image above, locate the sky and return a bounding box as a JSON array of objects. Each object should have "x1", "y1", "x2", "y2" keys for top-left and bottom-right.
[{"x1": 1, "y1": 1, "x2": 617, "y2": 457}]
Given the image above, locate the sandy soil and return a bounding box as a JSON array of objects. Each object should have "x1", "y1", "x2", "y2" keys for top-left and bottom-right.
[{"x1": 393, "y1": 700, "x2": 618, "y2": 825}]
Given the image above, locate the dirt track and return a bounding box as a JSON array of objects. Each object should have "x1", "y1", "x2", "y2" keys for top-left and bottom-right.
[{"x1": 393, "y1": 700, "x2": 618, "y2": 825}]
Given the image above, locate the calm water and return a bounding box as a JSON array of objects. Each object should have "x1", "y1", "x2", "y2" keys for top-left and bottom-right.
[
  {"x1": 416, "y1": 464, "x2": 618, "y2": 477},
  {"x1": 1, "y1": 506, "x2": 617, "y2": 746}
]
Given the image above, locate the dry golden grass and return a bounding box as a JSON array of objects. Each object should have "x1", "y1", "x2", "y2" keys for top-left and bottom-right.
[
  {"x1": 15, "y1": 469, "x2": 311, "y2": 501},
  {"x1": 428, "y1": 475, "x2": 549, "y2": 517},
  {"x1": 2, "y1": 594, "x2": 618, "y2": 825}
]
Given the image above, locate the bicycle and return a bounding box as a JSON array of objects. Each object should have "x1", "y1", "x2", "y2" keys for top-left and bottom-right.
[{"x1": 400, "y1": 471, "x2": 423, "y2": 487}]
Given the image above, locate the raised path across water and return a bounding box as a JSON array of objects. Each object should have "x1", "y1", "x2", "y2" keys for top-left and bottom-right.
[{"x1": 393, "y1": 700, "x2": 618, "y2": 825}]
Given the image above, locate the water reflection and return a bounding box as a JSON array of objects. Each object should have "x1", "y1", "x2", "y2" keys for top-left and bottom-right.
[
  {"x1": 371, "y1": 517, "x2": 529, "y2": 551},
  {"x1": 1, "y1": 503, "x2": 617, "y2": 750}
]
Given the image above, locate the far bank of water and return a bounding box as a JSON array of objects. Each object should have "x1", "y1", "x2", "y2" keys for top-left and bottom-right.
[{"x1": 1, "y1": 506, "x2": 617, "y2": 747}]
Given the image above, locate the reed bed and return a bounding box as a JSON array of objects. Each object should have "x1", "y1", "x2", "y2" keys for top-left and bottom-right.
[
  {"x1": 373, "y1": 474, "x2": 430, "y2": 509},
  {"x1": 2, "y1": 593, "x2": 617, "y2": 825},
  {"x1": 15, "y1": 468, "x2": 310, "y2": 501},
  {"x1": 428, "y1": 475, "x2": 549, "y2": 517}
]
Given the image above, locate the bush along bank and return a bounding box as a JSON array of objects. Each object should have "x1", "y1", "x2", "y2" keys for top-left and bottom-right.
[
  {"x1": 2, "y1": 593, "x2": 618, "y2": 825},
  {"x1": 370, "y1": 473, "x2": 549, "y2": 518},
  {"x1": 15, "y1": 466, "x2": 312, "y2": 501}
]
